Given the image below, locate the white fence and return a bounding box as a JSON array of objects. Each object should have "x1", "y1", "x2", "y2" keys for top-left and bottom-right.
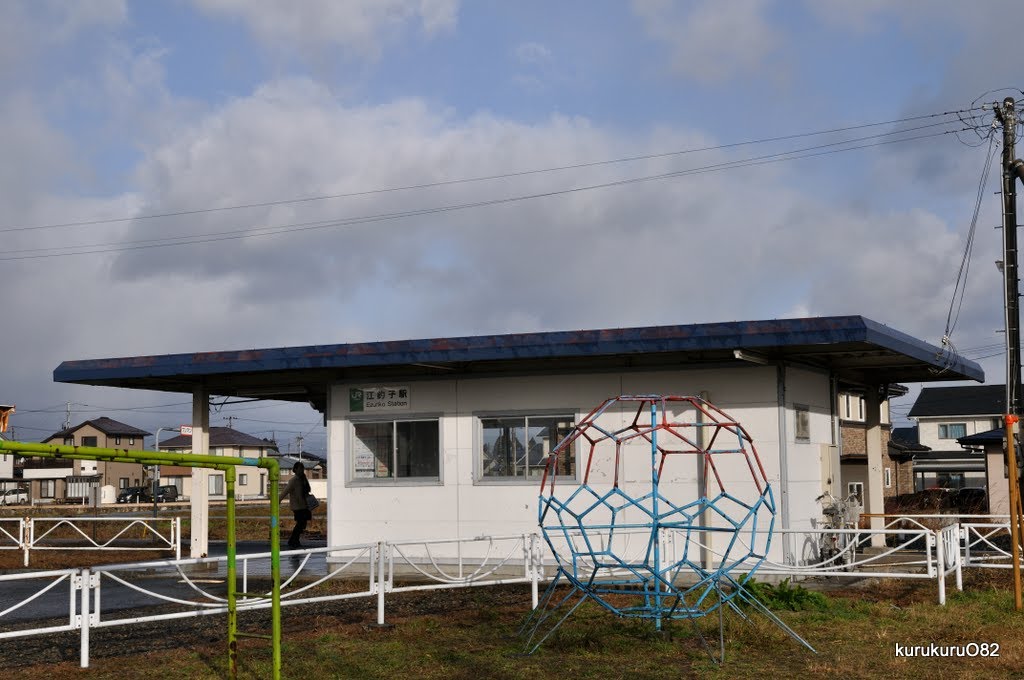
[
  {"x1": 0, "y1": 517, "x2": 181, "y2": 566},
  {"x1": 1, "y1": 518, "x2": 1022, "y2": 670},
  {"x1": 0, "y1": 533, "x2": 541, "y2": 668},
  {"x1": 0, "y1": 518, "x2": 22, "y2": 551}
]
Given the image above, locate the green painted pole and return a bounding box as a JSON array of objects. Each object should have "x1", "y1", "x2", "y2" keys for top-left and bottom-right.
[
  {"x1": 0, "y1": 440, "x2": 283, "y2": 679},
  {"x1": 225, "y1": 465, "x2": 238, "y2": 678},
  {"x1": 0, "y1": 440, "x2": 259, "y2": 470}
]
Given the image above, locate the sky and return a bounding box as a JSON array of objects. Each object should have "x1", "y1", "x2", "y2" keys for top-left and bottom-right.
[{"x1": 2, "y1": 0, "x2": 1023, "y2": 452}]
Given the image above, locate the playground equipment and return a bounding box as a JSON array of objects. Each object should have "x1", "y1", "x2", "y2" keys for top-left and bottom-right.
[
  {"x1": 520, "y1": 395, "x2": 814, "y2": 660},
  {"x1": 0, "y1": 439, "x2": 283, "y2": 679}
]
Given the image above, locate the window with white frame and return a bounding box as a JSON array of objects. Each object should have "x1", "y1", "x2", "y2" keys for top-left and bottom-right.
[
  {"x1": 114, "y1": 435, "x2": 122, "y2": 445},
  {"x1": 209, "y1": 474, "x2": 223, "y2": 495},
  {"x1": 884, "y1": 467, "x2": 892, "y2": 489},
  {"x1": 848, "y1": 481, "x2": 864, "y2": 505},
  {"x1": 938, "y1": 423, "x2": 967, "y2": 439},
  {"x1": 794, "y1": 405, "x2": 810, "y2": 442},
  {"x1": 40, "y1": 480, "x2": 55, "y2": 498},
  {"x1": 239, "y1": 473, "x2": 248, "y2": 485},
  {"x1": 119, "y1": 478, "x2": 129, "y2": 489},
  {"x1": 479, "y1": 415, "x2": 575, "y2": 480},
  {"x1": 351, "y1": 418, "x2": 440, "y2": 480}
]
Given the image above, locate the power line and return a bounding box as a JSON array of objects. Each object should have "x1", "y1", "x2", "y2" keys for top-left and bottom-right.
[
  {"x1": 0, "y1": 124, "x2": 970, "y2": 262},
  {"x1": 0, "y1": 108, "x2": 977, "y2": 236},
  {"x1": 944, "y1": 134, "x2": 997, "y2": 339}
]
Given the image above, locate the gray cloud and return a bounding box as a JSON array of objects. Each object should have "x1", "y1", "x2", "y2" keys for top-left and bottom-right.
[
  {"x1": 93, "y1": 78, "x2": 980, "y2": 355},
  {"x1": 192, "y1": 0, "x2": 459, "y2": 58},
  {"x1": 632, "y1": 0, "x2": 783, "y2": 84}
]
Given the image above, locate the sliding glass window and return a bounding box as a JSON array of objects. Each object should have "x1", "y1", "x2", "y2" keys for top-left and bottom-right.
[
  {"x1": 479, "y1": 415, "x2": 575, "y2": 481},
  {"x1": 352, "y1": 419, "x2": 440, "y2": 481}
]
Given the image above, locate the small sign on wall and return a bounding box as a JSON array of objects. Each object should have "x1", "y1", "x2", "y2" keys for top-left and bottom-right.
[{"x1": 349, "y1": 387, "x2": 410, "y2": 412}]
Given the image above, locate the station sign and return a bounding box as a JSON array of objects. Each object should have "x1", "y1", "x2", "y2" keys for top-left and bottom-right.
[{"x1": 349, "y1": 387, "x2": 410, "y2": 412}]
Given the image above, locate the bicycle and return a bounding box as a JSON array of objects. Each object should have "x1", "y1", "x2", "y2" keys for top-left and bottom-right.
[{"x1": 815, "y1": 491, "x2": 861, "y2": 570}]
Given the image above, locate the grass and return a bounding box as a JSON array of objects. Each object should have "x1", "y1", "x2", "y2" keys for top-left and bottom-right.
[{"x1": 8, "y1": 570, "x2": 1024, "y2": 679}]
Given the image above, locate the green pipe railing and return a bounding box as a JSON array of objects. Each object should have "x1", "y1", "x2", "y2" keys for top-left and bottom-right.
[{"x1": 0, "y1": 440, "x2": 282, "y2": 680}]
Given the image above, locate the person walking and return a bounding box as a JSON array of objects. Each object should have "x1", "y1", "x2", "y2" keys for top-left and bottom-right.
[{"x1": 283, "y1": 461, "x2": 311, "y2": 549}]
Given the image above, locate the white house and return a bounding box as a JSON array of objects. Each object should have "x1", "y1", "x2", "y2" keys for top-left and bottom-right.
[
  {"x1": 908, "y1": 384, "x2": 1006, "y2": 512},
  {"x1": 52, "y1": 315, "x2": 983, "y2": 561},
  {"x1": 157, "y1": 427, "x2": 275, "y2": 500}
]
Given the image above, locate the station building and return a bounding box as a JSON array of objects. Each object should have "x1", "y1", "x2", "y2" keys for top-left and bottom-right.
[{"x1": 53, "y1": 315, "x2": 982, "y2": 561}]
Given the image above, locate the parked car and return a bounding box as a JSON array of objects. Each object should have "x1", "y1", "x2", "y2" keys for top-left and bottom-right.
[
  {"x1": 952, "y1": 487, "x2": 988, "y2": 514},
  {"x1": 0, "y1": 488, "x2": 28, "y2": 505},
  {"x1": 116, "y1": 486, "x2": 151, "y2": 504},
  {"x1": 154, "y1": 485, "x2": 179, "y2": 502}
]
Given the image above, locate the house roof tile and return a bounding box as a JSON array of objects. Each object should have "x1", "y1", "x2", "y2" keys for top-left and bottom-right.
[
  {"x1": 907, "y1": 384, "x2": 1005, "y2": 418},
  {"x1": 157, "y1": 426, "x2": 278, "y2": 451},
  {"x1": 43, "y1": 416, "x2": 151, "y2": 441}
]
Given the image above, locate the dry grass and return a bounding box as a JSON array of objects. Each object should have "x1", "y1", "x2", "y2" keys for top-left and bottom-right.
[{"x1": 5, "y1": 570, "x2": 1024, "y2": 679}]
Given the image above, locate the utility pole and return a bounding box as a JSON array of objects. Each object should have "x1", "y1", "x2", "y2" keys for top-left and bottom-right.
[
  {"x1": 296, "y1": 435, "x2": 303, "y2": 461},
  {"x1": 996, "y1": 96, "x2": 1024, "y2": 610},
  {"x1": 64, "y1": 402, "x2": 71, "y2": 430}
]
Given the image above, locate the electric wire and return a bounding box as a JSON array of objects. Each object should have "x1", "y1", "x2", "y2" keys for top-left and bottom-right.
[
  {"x1": 0, "y1": 108, "x2": 980, "y2": 235},
  {"x1": 944, "y1": 135, "x2": 997, "y2": 336},
  {"x1": 0, "y1": 123, "x2": 971, "y2": 262}
]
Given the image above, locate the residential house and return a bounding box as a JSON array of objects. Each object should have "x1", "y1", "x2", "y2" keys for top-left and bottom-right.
[
  {"x1": 958, "y1": 428, "x2": 1009, "y2": 514},
  {"x1": 157, "y1": 427, "x2": 276, "y2": 500},
  {"x1": 25, "y1": 417, "x2": 151, "y2": 504},
  {"x1": 906, "y1": 384, "x2": 1000, "y2": 491},
  {"x1": 886, "y1": 426, "x2": 927, "y2": 496},
  {"x1": 0, "y1": 407, "x2": 23, "y2": 493},
  {"x1": 0, "y1": 431, "x2": 17, "y2": 492},
  {"x1": 837, "y1": 388, "x2": 911, "y2": 505}
]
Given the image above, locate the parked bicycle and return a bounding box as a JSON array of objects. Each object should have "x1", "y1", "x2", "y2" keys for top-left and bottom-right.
[{"x1": 815, "y1": 491, "x2": 861, "y2": 569}]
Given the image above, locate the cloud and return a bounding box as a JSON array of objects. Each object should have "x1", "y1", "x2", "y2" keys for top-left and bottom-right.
[
  {"x1": 632, "y1": 0, "x2": 782, "y2": 84},
  {"x1": 192, "y1": 0, "x2": 459, "y2": 58},
  {"x1": 514, "y1": 42, "x2": 551, "y2": 66},
  {"x1": 5, "y1": 2, "x2": 1020, "y2": 445},
  {"x1": 85, "y1": 78, "x2": 978, "y2": 359},
  {"x1": 0, "y1": 0, "x2": 126, "y2": 76}
]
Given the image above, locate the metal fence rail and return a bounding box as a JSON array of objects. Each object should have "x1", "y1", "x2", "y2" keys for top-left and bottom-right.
[
  {"x1": 384, "y1": 534, "x2": 542, "y2": 623},
  {"x1": 0, "y1": 518, "x2": 22, "y2": 550},
  {"x1": 78, "y1": 535, "x2": 541, "y2": 666},
  {"x1": 2, "y1": 517, "x2": 1024, "y2": 670},
  {"x1": 962, "y1": 522, "x2": 1015, "y2": 568},
  {"x1": 935, "y1": 523, "x2": 963, "y2": 604},
  {"x1": 0, "y1": 568, "x2": 84, "y2": 647},
  {"x1": 749, "y1": 527, "x2": 937, "y2": 580},
  {"x1": 24, "y1": 517, "x2": 181, "y2": 567}
]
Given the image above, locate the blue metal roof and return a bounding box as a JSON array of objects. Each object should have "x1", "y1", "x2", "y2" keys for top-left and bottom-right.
[{"x1": 52, "y1": 316, "x2": 983, "y2": 401}]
